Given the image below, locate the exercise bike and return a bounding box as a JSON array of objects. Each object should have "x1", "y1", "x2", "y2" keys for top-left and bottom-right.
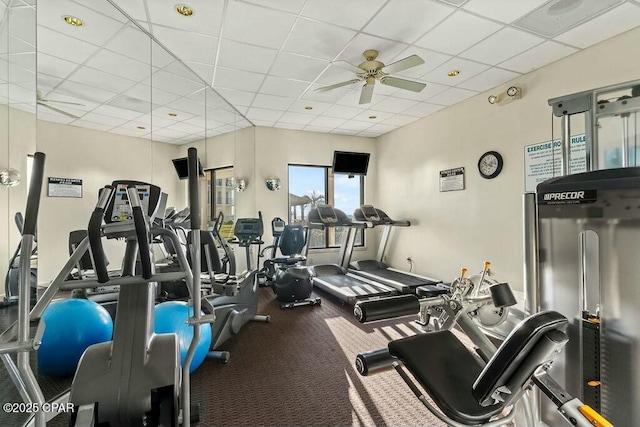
[
  {"x1": 354, "y1": 267, "x2": 613, "y2": 427},
  {"x1": 260, "y1": 217, "x2": 320, "y2": 309}
]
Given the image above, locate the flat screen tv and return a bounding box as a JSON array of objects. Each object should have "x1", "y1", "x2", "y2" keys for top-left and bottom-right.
[
  {"x1": 172, "y1": 157, "x2": 205, "y2": 180},
  {"x1": 332, "y1": 151, "x2": 370, "y2": 176}
]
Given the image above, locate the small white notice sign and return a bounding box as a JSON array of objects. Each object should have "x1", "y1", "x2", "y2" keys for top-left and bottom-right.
[
  {"x1": 48, "y1": 177, "x2": 83, "y2": 198},
  {"x1": 440, "y1": 167, "x2": 465, "y2": 192}
]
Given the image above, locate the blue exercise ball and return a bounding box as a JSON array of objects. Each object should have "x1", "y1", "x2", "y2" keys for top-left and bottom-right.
[
  {"x1": 38, "y1": 298, "x2": 113, "y2": 377},
  {"x1": 154, "y1": 301, "x2": 212, "y2": 373}
]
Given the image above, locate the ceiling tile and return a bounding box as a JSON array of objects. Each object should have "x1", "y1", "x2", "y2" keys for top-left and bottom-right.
[
  {"x1": 37, "y1": 52, "x2": 78, "y2": 80},
  {"x1": 459, "y1": 27, "x2": 544, "y2": 65},
  {"x1": 259, "y1": 76, "x2": 311, "y2": 98},
  {"x1": 305, "y1": 125, "x2": 337, "y2": 133},
  {"x1": 151, "y1": 69, "x2": 205, "y2": 96},
  {"x1": 71, "y1": 119, "x2": 114, "y2": 132},
  {"x1": 415, "y1": 11, "x2": 502, "y2": 55},
  {"x1": 75, "y1": 0, "x2": 131, "y2": 23},
  {"x1": 331, "y1": 129, "x2": 358, "y2": 136},
  {"x1": 309, "y1": 116, "x2": 347, "y2": 128},
  {"x1": 37, "y1": 73, "x2": 64, "y2": 92},
  {"x1": 165, "y1": 98, "x2": 207, "y2": 116},
  {"x1": 428, "y1": 87, "x2": 477, "y2": 106},
  {"x1": 402, "y1": 102, "x2": 445, "y2": 117},
  {"x1": 421, "y1": 57, "x2": 490, "y2": 85},
  {"x1": 91, "y1": 104, "x2": 144, "y2": 120},
  {"x1": 302, "y1": 0, "x2": 387, "y2": 30},
  {"x1": 162, "y1": 121, "x2": 204, "y2": 135},
  {"x1": 499, "y1": 41, "x2": 578, "y2": 73},
  {"x1": 218, "y1": 39, "x2": 278, "y2": 74},
  {"x1": 274, "y1": 122, "x2": 307, "y2": 130},
  {"x1": 7, "y1": 5, "x2": 35, "y2": 45},
  {"x1": 554, "y1": 3, "x2": 640, "y2": 49},
  {"x1": 105, "y1": 25, "x2": 154, "y2": 65},
  {"x1": 80, "y1": 112, "x2": 127, "y2": 127},
  {"x1": 323, "y1": 104, "x2": 365, "y2": 119},
  {"x1": 37, "y1": 27, "x2": 100, "y2": 65},
  {"x1": 270, "y1": 52, "x2": 329, "y2": 82},
  {"x1": 364, "y1": 0, "x2": 454, "y2": 44},
  {"x1": 146, "y1": 0, "x2": 224, "y2": 36},
  {"x1": 365, "y1": 123, "x2": 398, "y2": 135},
  {"x1": 391, "y1": 46, "x2": 451, "y2": 79},
  {"x1": 315, "y1": 64, "x2": 361, "y2": 85},
  {"x1": 125, "y1": 83, "x2": 182, "y2": 105},
  {"x1": 463, "y1": 0, "x2": 549, "y2": 24},
  {"x1": 398, "y1": 80, "x2": 449, "y2": 101},
  {"x1": 85, "y1": 49, "x2": 153, "y2": 82},
  {"x1": 241, "y1": 0, "x2": 306, "y2": 14},
  {"x1": 38, "y1": 0, "x2": 124, "y2": 46},
  {"x1": 37, "y1": 111, "x2": 75, "y2": 124},
  {"x1": 246, "y1": 107, "x2": 284, "y2": 121},
  {"x1": 337, "y1": 88, "x2": 385, "y2": 106},
  {"x1": 55, "y1": 80, "x2": 117, "y2": 103},
  {"x1": 183, "y1": 61, "x2": 214, "y2": 85},
  {"x1": 252, "y1": 119, "x2": 276, "y2": 127},
  {"x1": 288, "y1": 99, "x2": 334, "y2": 115},
  {"x1": 251, "y1": 93, "x2": 295, "y2": 111},
  {"x1": 352, "y1": 109, "x2": 393, "y2": 122},
  {"x1": 371, "y1": 96, "x2": 420, "y2": 113},
  {"x1": 457, "y1": 67, "x2": 520, "y2": 92},
  {"x1": 153, "y1": 106, "x2": 195, "y2": 122},
  {"x1": 153, "y1": 127, "x2": 188, "y2": 138},
  {"x1": 284, "y1": 18, "x2": 356, "y2": 61},
  {"x1": 224, "y1": 1, "x2": 296, "y2": 49},
  {"x1": 514, "y1": 0, "x2": 623, "y2": 38},
  {"x1": 214, "y1": 88, "x2": 256, "y2": 107},
  {"x1": 109, "y1": 126, "x2": 150, "y2": 138},
  {"x1": 150, "y1": 42, "x2": 176, "y2": 68},
  {"x1": 213, "y1": 67, "x2": 265, "y2": 92},
  {"x1": 152, "y1": 25, "x2": 217, "y2": 64},
  {"x1": 337, "y1": 33, "x2": 408, "y2": 65},
  {"x1": 382, "y1": 114, "x2": 421, "y2": 127},
  {"x1": 277, "y1": 111, "x2": 315, "y2": 125},
  {"x1": 336, "y1": 120, "x2": 374, "y2": 132}
]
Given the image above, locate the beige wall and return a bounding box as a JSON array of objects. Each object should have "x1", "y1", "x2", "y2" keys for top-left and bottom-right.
[
  {"x1": 375, "y1": 27, "x2": 640, "y2": 291},
  {"x1": 36, "y1": 120, "x2": 180, "y2": 284}
]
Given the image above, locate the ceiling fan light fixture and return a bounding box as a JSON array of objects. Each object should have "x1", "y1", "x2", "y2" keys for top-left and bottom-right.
[
  {"x1": 176, "y1": 4, "x2": 194, "y2": 16},
  {"x1": 63, "y1": 16, "x2": 84, "y2": 27},
  {"x1": 447, "y1": 70, "x2": 460, "y2": 77}
]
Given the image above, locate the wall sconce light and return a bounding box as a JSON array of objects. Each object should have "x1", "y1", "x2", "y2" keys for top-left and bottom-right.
[
  {"x1": 0, "y1": 168, "x2": 20, "y2": 187},
  {"x1": 265, "y1": 176, "x2": 282, "y2": 191},
  {"x1": 488, "y1": 86, "x2": 522, "y2": 106},
  {"x1": 235, "y1": 178, "x2": 247, "y2": 192}
]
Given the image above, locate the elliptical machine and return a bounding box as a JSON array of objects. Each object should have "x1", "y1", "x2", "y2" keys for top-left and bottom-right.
[
  {"x1": 3, "y1": 212, "x2": 38, "y2": 307},
  {"x1": 261, "y1": 217, "x2": 320, "y2": 309}
]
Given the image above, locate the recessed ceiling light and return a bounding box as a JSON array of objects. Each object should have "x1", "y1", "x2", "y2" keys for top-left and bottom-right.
[
  {"x1": 368, "y1": 115, "x2": 377, "y2": 119},
  {"x1": 175, "y1": 4, "x2": 194, "y2": 16},
  {"x1": 137, "y1": 126, "x2": 146, "y2": 130},
  {"x1": 63, "y1": 16, "x2": 84, "y2": 27},
  {"x1": 304, "y1": 106, "x2": 313, "y2": 110},
  {"x1": 168, "y1": 113, "x2": 178, "y2": 117},
  {"x1": 448, "y1": 70, "x2": 460, "y2": 77}
]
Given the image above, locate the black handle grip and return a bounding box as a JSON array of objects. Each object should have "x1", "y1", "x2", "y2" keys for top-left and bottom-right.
[
  {"x1": 88, "y1": 209, "x2": 109, "y2": 283},
  {"x1": 354, "y1": 294, "x2": 420, "y2": 323},
  {"x1": 489, "y1": 282, "x2": 517, "y2": 308},
  {"x1": 356, "y1": 348, "x2": 396, "y2": 376},
  {"x1": 22, "y1": 152, "x2": 45, "y2": 236},
  {"x1": 133, "y1": 206, "x2": 152, "y2": 279},
  {"x1": 187, "y1": 147, "x2": 201, "y2": 230}
]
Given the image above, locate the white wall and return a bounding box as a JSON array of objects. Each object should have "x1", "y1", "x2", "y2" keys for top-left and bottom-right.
[
  {"x1": 36, "y1": 120, "x2": 180, "y2": 284},
  {"x1": 375, "y1": 27, "x2": 640, "y2": 291}
]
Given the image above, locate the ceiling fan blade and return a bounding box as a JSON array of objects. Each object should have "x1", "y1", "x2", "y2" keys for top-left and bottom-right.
[
  {"x1": 333, "y1": 60, "x2": 364, "y2": 74},
  {"x1": 380, "y1": 76, "x2": 426, "y2": 93},
  {"x1": 380, "y1": 54, "x2": 425, "y2": 75},
  {"x1": 315, "y1": 79, "x2": 361, "y2": 93},
  {"x1": 359, "y1": 83, "x2": 374, "y2": 105},
  {"x1": 41, "y1": 99, "x2": 86, "y2": 106},
  {"x1": 37, "y1": 101, "x2": 80, "y2": 119}
]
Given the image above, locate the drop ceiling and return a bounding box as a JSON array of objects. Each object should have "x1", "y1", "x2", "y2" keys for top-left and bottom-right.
[{"x1": 2, "y1": 0, "x2": 640, "y2": 143}]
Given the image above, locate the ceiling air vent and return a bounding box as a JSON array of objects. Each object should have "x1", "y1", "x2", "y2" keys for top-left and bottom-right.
[{"x1": 513, "y1": 0, "x2": 623, "y2": 38}]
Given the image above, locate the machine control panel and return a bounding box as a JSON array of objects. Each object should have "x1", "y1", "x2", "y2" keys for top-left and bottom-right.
[
  {"x1": 103, "y1": 181, "x2": 161, "y2": 225},
  {"x1": 317, "y1": 205, "x2": 338, "y2": 224},
  {"x1": 360, "y1": 205, "x2": 380, "y2": 222}
]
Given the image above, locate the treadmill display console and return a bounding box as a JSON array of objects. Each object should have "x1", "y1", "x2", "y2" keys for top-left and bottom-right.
[
  {"x1": 360, "y1": 205, "x2": 380, "y2": 222},
  {"x1": 317, "y1": 205, "x2": 338, "y2": 223},
  {"x1": 110, "y1": 183, "x2": 152, "y2": 222}
]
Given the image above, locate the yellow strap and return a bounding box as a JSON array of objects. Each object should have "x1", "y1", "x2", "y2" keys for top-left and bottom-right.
[{"x1": 579, "y1": 405, "x2": 613, "y2": 427}]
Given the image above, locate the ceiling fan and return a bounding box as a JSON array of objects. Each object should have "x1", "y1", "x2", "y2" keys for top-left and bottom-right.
[
  {"x1": 36, "y1": 90, "x2": 84, "y2": 119},
  {"x1": 315, "y1": 49, "x2": 427, "y2": 104}
]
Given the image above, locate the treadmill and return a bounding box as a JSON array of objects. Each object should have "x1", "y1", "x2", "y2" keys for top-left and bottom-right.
[
  {"x1": 307, "y1": 205, "x2": 396, "y2": 305},
  {"x1": 350, "y1": 205, "x2": 447, "y2": 295}
]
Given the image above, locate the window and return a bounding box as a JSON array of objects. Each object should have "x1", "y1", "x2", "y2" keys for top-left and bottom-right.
[
  {"x1": 207, "y1": 166, "x2": 235, "y2": 230},
  {"x1": 288, "y1": 165, "x2": 364, "y2": 249}
]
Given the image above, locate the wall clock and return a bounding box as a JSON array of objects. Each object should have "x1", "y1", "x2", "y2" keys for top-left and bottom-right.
[{"x1": 477, "y1": 151, "x2": 503, "y2": 179}]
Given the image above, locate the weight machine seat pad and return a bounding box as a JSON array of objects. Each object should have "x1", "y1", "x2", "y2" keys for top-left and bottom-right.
[{"x1": 388, "y1": 331, "x2": 505, "y2": 425}]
